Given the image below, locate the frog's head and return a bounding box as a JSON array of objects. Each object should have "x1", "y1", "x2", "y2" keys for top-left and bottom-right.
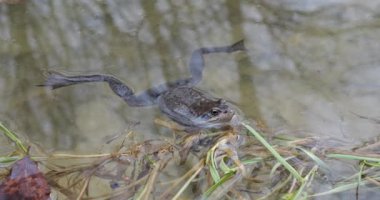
[{"x1": 195, "y1": 99, "x2": 240, "y2": 129}]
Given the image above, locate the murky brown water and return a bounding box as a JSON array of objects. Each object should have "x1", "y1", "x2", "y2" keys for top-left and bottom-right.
[{"x1": 1, "y1": 1, "x2": 380, "y2": 199}]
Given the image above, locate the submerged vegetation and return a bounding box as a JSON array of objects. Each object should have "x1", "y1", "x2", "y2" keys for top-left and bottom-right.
[{"x1": 0, "y1": 121, "x2": 380, "y2": 199}]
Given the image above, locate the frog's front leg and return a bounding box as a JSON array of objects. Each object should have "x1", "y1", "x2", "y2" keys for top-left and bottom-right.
[
  {"x1": 39, "y1": 71, "x2": 158, "y2": 107},
  {"x1": 188, "y1": 40, "x2": 246, "y2": 84}
]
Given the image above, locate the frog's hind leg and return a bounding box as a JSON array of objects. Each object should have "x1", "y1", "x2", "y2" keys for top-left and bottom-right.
[
  {"x1": 39, "y1": 71, "x2": 157, "y2": 106},
  {"x1": 188, "y1": 39, "x2": 246, "y2": 84}
]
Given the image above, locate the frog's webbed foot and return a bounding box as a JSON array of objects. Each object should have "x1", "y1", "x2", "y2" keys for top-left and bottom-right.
[
  {"x1": 226, "y1": 39, "x2": 247, "y2": 53},
  {"x1": 188, "y1": 39, "x2": 246, "y2": 84},
  {"x1": 38, "y1": 71, "x2": 157, "y2": 107},
  {"x1": 37, "y1": 71, "x2": 93, "y2": 89}
]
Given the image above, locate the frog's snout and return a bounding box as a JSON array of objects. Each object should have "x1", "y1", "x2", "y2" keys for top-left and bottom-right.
[{"x1": 230, "y1": 113, "x2": 242, "y2": 127}]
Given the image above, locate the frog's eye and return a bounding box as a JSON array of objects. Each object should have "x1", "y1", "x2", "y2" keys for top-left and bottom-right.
[
  {"x1": 210, "y1": 108, "x2": 221, "y2": 116},
  {"x1": 217, "y1": 99, "x2": 226, "y2": 105}
]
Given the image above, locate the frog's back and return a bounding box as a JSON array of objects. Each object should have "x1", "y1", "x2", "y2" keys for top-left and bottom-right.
[{"x1": 157, "y1": 87, "x2": 222, "y2": 127}]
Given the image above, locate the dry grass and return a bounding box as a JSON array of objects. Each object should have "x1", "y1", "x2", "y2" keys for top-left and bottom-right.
[{"x1": 1, "y1": 121, "x2": 380, "y2": 199}]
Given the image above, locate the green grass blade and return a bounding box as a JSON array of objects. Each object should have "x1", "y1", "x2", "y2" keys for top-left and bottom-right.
[
  {"x1": 204, "y1": 171, "x2": 235, "y2": 197},
  {"x1": 241, "y1": 157, "x2": 262, "y2": 165},
  {"x1": 292, "y1": 166, "x2": 318, "y2": 200},
  {"x1": 363, "y1": 160, "x2": 380, "y2": 167},
  {"x1": 0, "y1": 122, "x2": 28, "y2": 153},
  {"x1": 243, "y1": 123, "x2": 303, "y2": 182},
  {"x1": 0, "y1": 156, "x2": 21, "y2": 167},
  {"x1": 297, "y1": 147, "x2": 329, "y2": 171},
  {"x1": 270, "y1": 157, "x2": 295, "y2": 178},
  {"x1": 219, "y1": 156, "x2": 233, "y2": 173},
  {"x1": 206, "y1": 148, "x2": 221, "y2": 182},
  {"x1": 311, "y1": 180, "x2": 369, "y2": 197},
  {"x1": 327, "y1": 154, "x2": 380, "y2": 162}
]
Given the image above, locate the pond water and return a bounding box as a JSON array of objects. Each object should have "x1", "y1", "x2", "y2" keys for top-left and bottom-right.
[{"x1": 0, "y1": 0, "x2": 380, "y2": 199}]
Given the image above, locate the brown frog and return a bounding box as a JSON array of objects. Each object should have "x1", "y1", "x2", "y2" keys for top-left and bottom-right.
[{"x1": 40, "y1": 40, "x2": 246, "y2": 130}]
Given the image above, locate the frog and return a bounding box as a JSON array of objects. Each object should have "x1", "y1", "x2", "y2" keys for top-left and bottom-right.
[{"x1": 39, "y1": 40, "x2": 246, "y2": 131}]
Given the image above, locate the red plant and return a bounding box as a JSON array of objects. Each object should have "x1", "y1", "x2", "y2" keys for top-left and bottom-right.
[{"x1": 0, "y1": 156, "x2": 50, "y2": 200}]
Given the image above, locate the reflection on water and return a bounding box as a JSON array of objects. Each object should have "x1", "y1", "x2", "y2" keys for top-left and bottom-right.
[{"x1": 1, "y1": 1, "x2": 380, "y2": 199}]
